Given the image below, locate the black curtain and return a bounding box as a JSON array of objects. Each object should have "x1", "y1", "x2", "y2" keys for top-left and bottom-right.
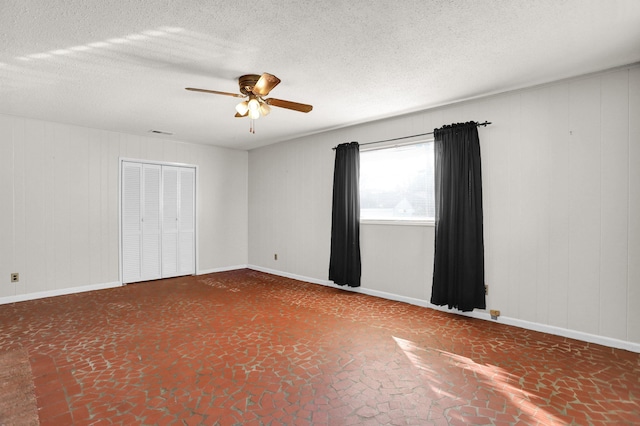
[
  {"x1": 431, "y1": 122, "x2": 486, "y2": 311},
  {"x1": 329, "y1": 142, "x2": 361, "y2": 287}
]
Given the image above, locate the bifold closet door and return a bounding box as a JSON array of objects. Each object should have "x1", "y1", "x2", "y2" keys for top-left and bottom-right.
[
  {"x1": 122, "y1": 162, "x2": 161, "y2": 283},
  {"x1": 161, "y1": 166, "x2": 195, "y2": 278},
  {"x1": 122, "y1": 162, "x2": 142, "y2": 283},
  {"x1": 177, "y1": 167, "x2": 195, "y2": 276},
  {"x1": 122, "y1": 161, "x2": 195, "y2": 284},
  {"x1": 162, "y1": 167, "x2": 179, "y2": 277}
]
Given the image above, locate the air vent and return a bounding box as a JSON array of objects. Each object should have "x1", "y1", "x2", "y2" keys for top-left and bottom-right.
[{"x1": 148, "y1": 129, "x2": 173, "y2": 135}]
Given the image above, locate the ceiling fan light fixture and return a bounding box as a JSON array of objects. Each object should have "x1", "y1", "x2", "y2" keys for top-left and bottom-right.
[
  {"x1": 248, "y1": 97, "x2": 260, "y2": 112},
  {"x1": 248, "y1": 109, "x2": 260, "y2": 120},
  {"x1": 259, "y1": 102, "x2": 271, "y2": 116},
  {"x1": 235, "y1": 100, "x2": 249, "y2": 115}
]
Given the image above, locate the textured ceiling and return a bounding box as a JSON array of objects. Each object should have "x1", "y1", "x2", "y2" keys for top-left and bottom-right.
[{"x1": 1, "y1": 0, "x2": 640, "y2": 150}]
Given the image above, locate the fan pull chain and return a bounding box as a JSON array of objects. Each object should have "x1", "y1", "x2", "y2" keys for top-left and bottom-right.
[{"x1": 250, "y1": 118, "x2": 255, "y2": 134}]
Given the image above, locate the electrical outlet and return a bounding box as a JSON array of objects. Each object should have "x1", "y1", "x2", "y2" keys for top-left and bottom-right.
[
  {"x1": 11, "y1": 273, "x2": 19, "y2": 283},
  {"x1": 274, "y1": 253, "x2": 278, "y2": 261},
  {"x1": 485, "y1": 285, "x2": 488, "y2": 295}
]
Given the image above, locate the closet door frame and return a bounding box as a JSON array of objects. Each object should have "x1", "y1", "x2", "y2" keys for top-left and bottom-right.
[{"x1": 119, "y1": 158, "x2": 198, "y2": 284}]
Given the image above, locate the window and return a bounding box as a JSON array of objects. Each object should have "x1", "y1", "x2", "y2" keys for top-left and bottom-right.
[{"x1": 360, "y1": 141, "x2": 435, "y2": 223}]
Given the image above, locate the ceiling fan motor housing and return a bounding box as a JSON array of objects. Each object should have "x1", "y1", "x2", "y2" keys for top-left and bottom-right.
[{"x1": 239, "y1": 74, "x2": 261, "y2": 96}]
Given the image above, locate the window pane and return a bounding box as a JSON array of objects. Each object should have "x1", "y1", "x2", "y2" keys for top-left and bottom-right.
[{"x1": 360, "y1": 142, "x2": 434, "y2": 221}]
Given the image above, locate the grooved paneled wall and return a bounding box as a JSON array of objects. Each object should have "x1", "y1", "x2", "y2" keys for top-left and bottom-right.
[
  {"x1": 1, "y1": 64, "x2": 638, "y2": 350},
  {"x1": 0, "y1": 118, "x2": 248, "y2": 299},
  {"x1": 249, "y1": 65, "x2": 640, "y2": 348}
]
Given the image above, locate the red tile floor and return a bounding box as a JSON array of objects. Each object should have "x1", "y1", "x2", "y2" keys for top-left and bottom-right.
[{"x1": 1, "y1": 269, "x2": 639, "y2": 425}]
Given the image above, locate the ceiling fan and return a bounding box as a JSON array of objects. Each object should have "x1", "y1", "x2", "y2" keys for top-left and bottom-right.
[{"x1": 186, "y1": 73, "x2": 313, "y2": 133}]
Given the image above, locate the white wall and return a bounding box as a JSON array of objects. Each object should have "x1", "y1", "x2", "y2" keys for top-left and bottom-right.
[
  {"x1": 1, "y1": 65, "x2": 637, "y2": 351},
  {"x1": 0, "y1": 115, "x2": 248, "y2": 301},
  {"x1": 248, "y1": 64, "x2": 640, "y2": 350}
]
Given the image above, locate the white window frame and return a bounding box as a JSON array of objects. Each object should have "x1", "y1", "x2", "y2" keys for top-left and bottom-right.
[{"x1": 359, "y1": 138, "x2": 435, "y2": 227}]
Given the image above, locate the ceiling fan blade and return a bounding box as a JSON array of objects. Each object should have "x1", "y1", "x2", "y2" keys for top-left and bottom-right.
[
  {"x1": 185, "y1": 87, "x2": 245, "y2": 98},
  {"x1": 252, "y1": 73, "x2": 281, "y2": 96},
  {"x1": 265, "y1": 98, "x2": 313, "y2": 113},
  {"x1": 235, "y1": 111, "x2": 248, "y2": 118}
]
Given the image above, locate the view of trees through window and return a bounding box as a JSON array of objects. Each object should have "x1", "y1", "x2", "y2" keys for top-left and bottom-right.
[{"x1": 360, "y1": 142, "x2": 435, "y2": 221}]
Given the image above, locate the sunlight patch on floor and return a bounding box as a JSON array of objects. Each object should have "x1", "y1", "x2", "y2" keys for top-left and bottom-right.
[{"x1": 393, "y1": 335, "x2": 561, "y2": 424}]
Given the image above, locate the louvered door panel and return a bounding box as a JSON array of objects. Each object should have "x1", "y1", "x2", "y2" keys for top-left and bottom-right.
[
  {"x1": 178, "y1": 168, "x2": 195, "y2": 274},
  {"x1": 162, "y1": 167, "x2": 179, "y2": 277},
  {"x1": 122, "y1": 162, "x2": 142, "y2": 283},
  {"x1": 141, "y1": 164, "x2": 161, "y2": 280}
]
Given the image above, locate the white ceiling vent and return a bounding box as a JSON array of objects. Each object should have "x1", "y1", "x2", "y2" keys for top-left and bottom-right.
[{"x1": 148, "y1": 130, "x2": 173, "y2": 136}]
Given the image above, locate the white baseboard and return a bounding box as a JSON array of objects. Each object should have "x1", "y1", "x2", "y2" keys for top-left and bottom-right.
[
  {"x1": 197, "y1": 265, "x2": 248, "y2": 275},
  {"x1": 0, "y1": 281, "x2": 122, "y2": 305},
  {"x1": 492, "y1": 316, "x2": 640, "y2": 353},
  {"x1": 248, "y1": 265, "x2": 335, "y2": 287},
  {"x1": 0, "y1": 264, "x2": 250, "y2": 306},
  {"x1": 247, "y1": 265, "x2": 640, "y2": 354}
]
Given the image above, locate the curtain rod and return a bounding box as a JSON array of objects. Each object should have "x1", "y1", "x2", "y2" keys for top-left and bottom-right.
[{"x1": 332, "y1": 121, "x2": 492, "y2": 150}]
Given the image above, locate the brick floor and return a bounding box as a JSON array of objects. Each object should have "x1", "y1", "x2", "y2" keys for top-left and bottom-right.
[{"x1": 0, "y1": 269, "x2": 638, "y2": 425}]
